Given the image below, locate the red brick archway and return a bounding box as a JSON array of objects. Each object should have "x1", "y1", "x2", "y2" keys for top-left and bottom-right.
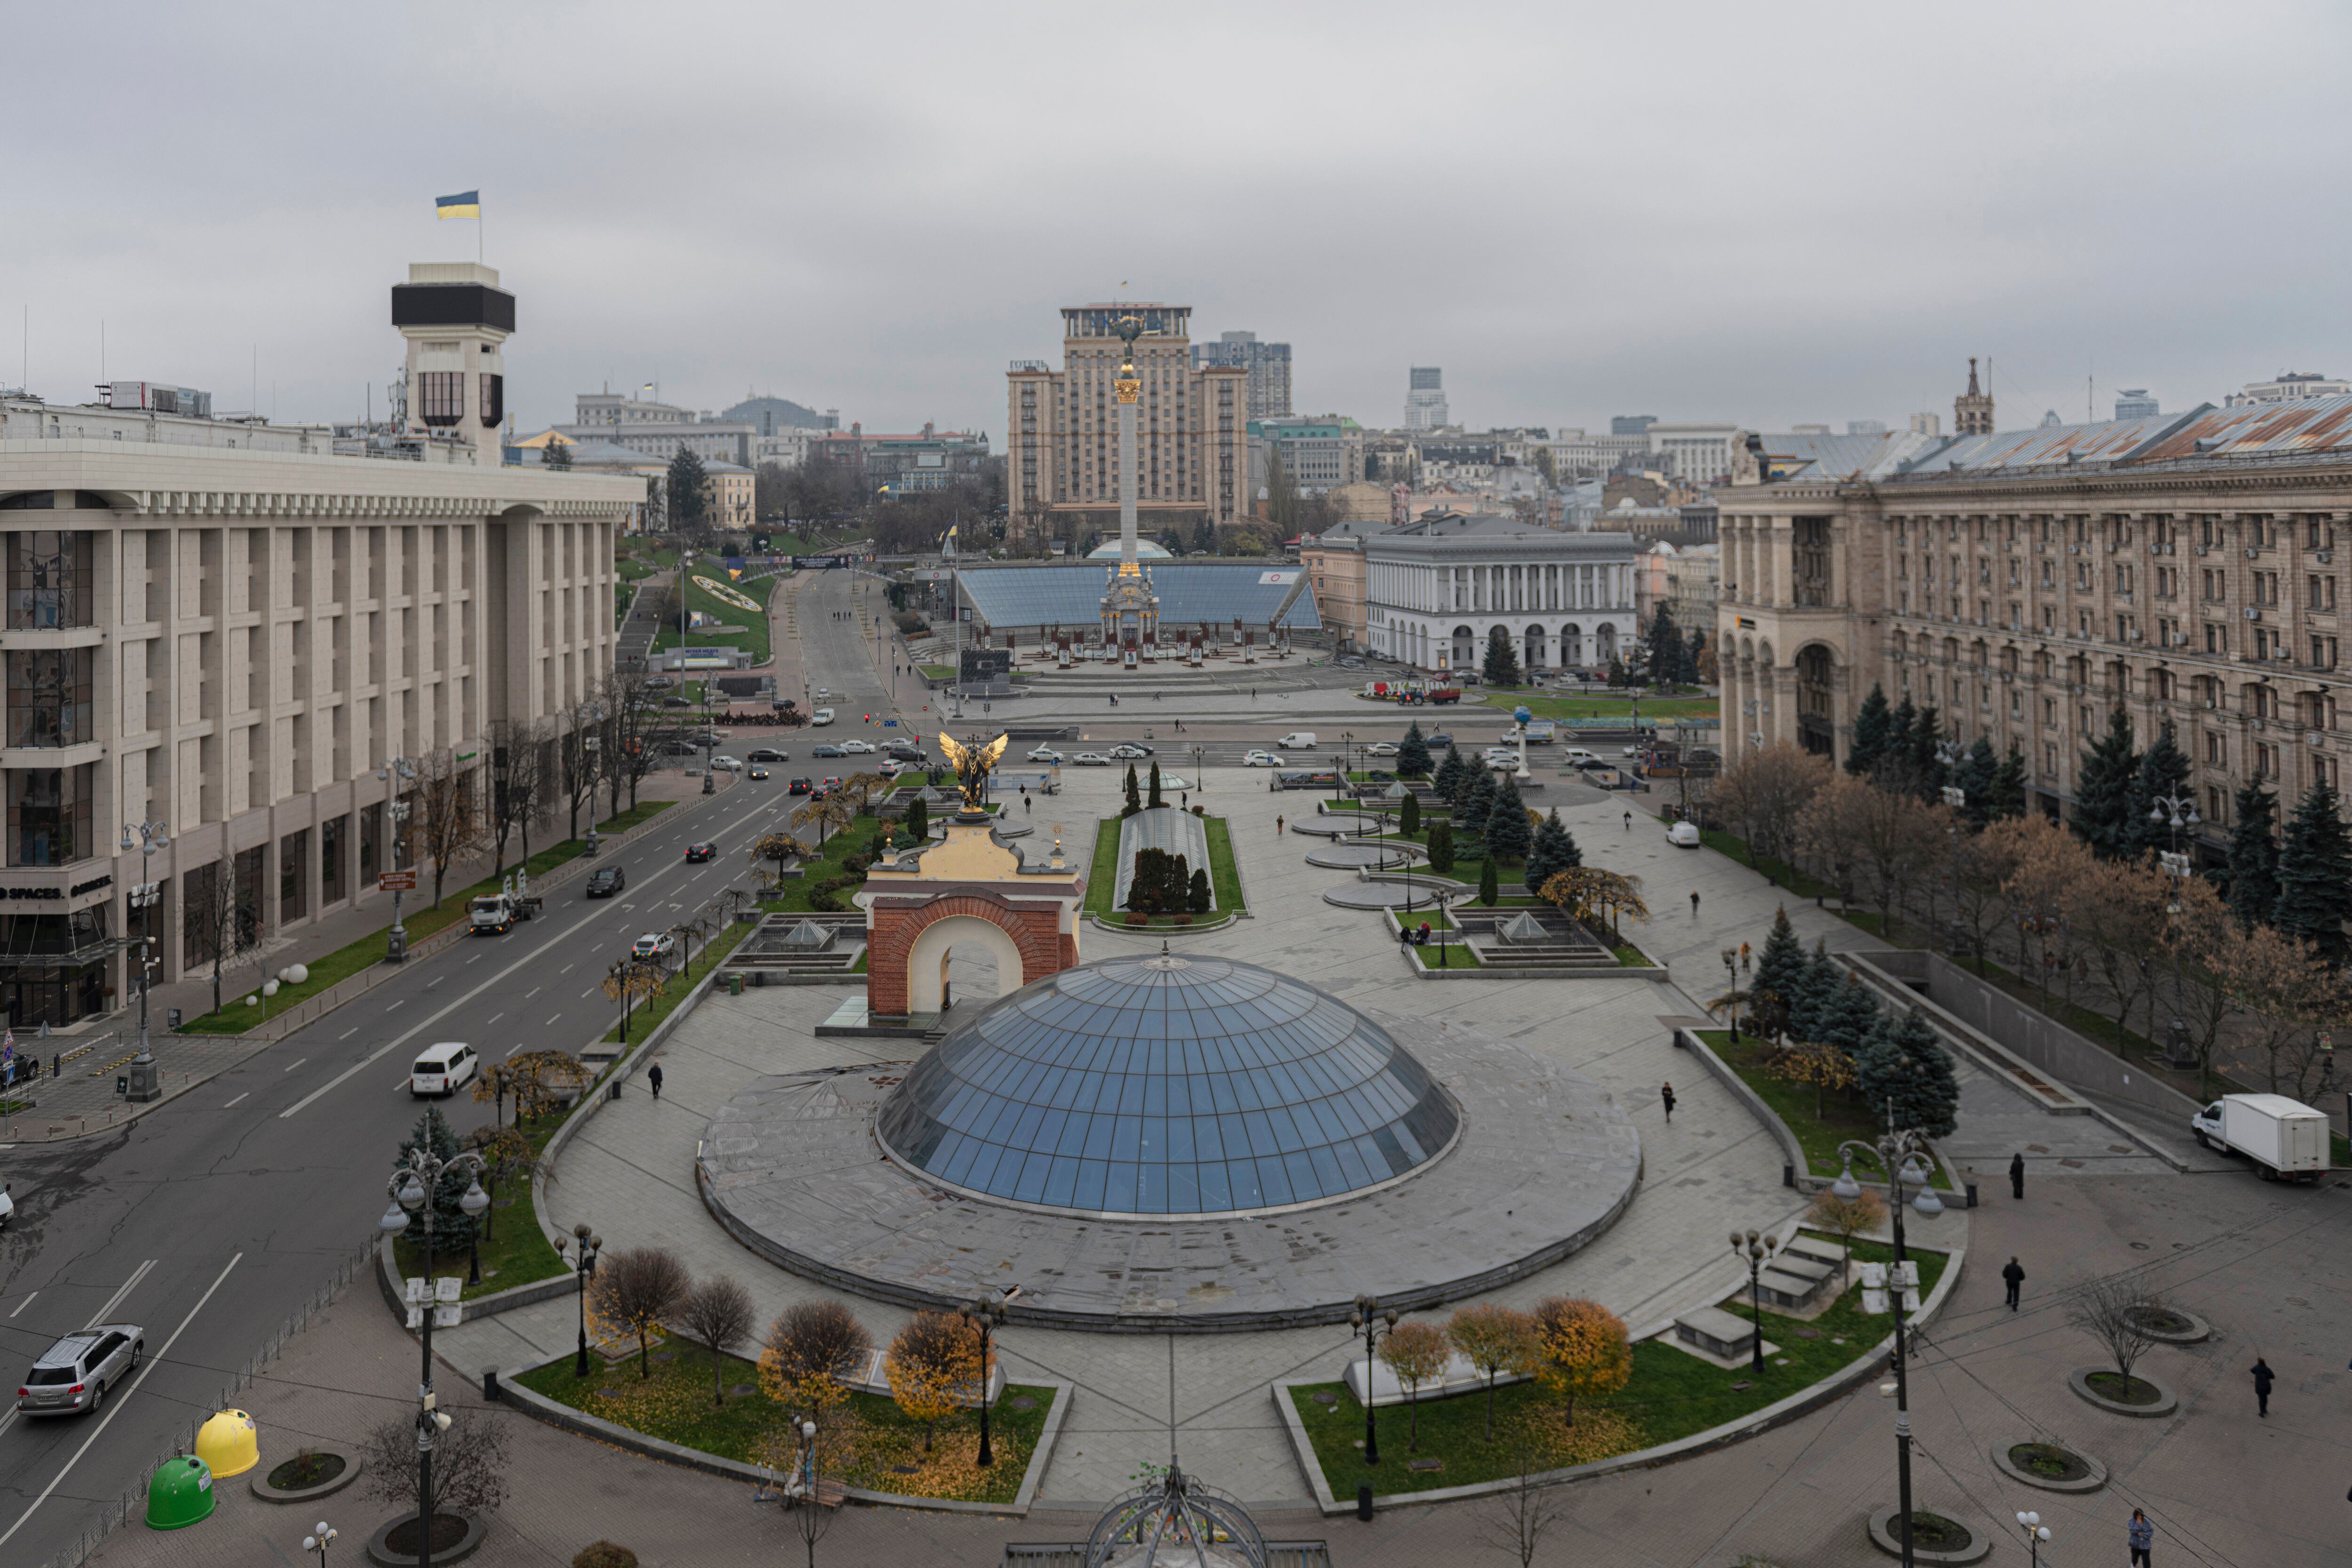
[{"x1": 867, "y1": 890, "x2": 1075, "y2": 1017}]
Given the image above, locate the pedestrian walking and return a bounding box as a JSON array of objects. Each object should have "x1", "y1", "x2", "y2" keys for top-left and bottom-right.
[
  {"x1": 1660, "y1": 1082, "x2": 1676, "y2": 1122},
  {"x1": 1276, "y1": 814, "x2": 1286, "y2": 835},
  {"x1": 2128, "y1": 1509, "x2": 2153, "y2": 1567},
  {"x1": 2253, "y1": 1357, "x2": 2275, "y2": 1417},
  {"x1": 1689, "y1": 890, "x2": 1701, "y2": 918},
  {"x1": 2001, "y1": 1256, "x2": 2024, "y2": 1310},
  {"x1": 1180, "y1": 792, "x2": 1189, "y2": 809},
  {"x1": 1622, "y1": 811, "x2": 1632, "y2": 831},
  {"x1": 2009, "y1": 1151, "x2": 2026, "y2": 1200},
  {"x1": 648, "y1": 1061, "x2": 664, "y2": 1100}
]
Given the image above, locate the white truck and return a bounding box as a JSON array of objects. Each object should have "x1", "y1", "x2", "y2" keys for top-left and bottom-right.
[
  {"x1": 2191, "y1": 1093, "x2": 2329, "y2": 1182},
  {"x1": 1276, "y1": 732, "x2": 1317, "y2": 749},
  {"x1": 468, "y1": 871, "x2": 544, "y2": 936}
]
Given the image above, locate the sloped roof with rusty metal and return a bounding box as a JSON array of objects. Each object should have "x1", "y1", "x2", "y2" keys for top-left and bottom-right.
[{"x1": 2125, "y1": 396, "x2": 2352, "y2": 463}]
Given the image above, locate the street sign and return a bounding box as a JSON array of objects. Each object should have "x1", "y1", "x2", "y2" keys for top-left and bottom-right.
[{"x1": 377, "y1": 870, "x2": 418, "y2": 892}]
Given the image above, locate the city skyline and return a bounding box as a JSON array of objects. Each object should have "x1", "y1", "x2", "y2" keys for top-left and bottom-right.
[{"x1": 9, "y1": 3, "x2": 2351, "y2": 446}]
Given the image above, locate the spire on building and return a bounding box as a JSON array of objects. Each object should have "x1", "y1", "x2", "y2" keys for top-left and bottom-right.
[{"x1": 1954, "y1": 355, "x2": 1994, "y2": 436}]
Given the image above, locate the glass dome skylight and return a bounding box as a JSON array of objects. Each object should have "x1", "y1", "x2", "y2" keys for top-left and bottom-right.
[{"x1": 874, "y1": 953, "x2": 1459, "y2": 1218}]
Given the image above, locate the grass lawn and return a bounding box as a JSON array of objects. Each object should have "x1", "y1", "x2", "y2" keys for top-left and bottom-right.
[
  {"x1": 650, "y1": 557, "x2": 778, "y2": 665},
  {"x1": 1082, "y1": 812, "x2": 1246, "y2": 923},
  {"x1": 175, "y1": 806, "x2": 672, "y2": 1035},
  {"x1": 757, "y1": 814, "x2": 892, "y2": 914},
  {"x1": 517, "y1": 1345, "x2": 1055, "y2": 1504},
  {"x1": 605, "y1": 916, "x2": 760, "y2": 1047},
  {"x1": 1696, "y1": 828, "x2": 1842, "y2": 904},
  {"x1": 1695, "y1": 1029, "x2": 1952, "y2": 1188},
  {"x1": 1480, "y1": 692, "x2": 1716, "y2": 722},
  {"x1": 917, "y1": 663, "x2": 957, "y2": 681},
  {"x1": 1295, "y1": 1237, "x2": 1946, "y2": 1497}
]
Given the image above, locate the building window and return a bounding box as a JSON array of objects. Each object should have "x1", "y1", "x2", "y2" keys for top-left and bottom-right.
[
  {"x1": 279, "y1": 830, "x2": 308, "y2": 922},
  {"x1": 7, "y1": 764, "x2": 92, "y2": 866},
  {"x1": 417, "y1": 372, "x2": 465, "y2": 428},
  {"x1": 322, "y1": 814, "x2": 347, "y2": 906},
  {"x1": 6, "y1": 532, "x2": 93, "y2": 629},
  {"x1": 6, "y1": 648, "x2": 92, "y2": 748}
]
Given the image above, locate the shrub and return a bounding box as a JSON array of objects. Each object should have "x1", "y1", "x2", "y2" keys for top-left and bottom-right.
[
  {"x1": 1173, "y1": 913, "x2": 1193, "y2": 926},
  {"x1": 1124, "y1": 911, "x2": 1149, "y2": 926},
  {"x1": 573, "y1": 1545, "x2": 639, "y2": 1568},
  {"x1": 760, "y1": 1300, "x2": 874, "y2": 1413},
  {"x1": 1426, "y1": 820, "x2": 1456, "y2": 874}
]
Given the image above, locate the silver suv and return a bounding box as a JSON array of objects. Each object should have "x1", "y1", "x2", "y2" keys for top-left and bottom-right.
[{"x1": 17, "y1": 1322, "x2": 142, "y2": 1416}]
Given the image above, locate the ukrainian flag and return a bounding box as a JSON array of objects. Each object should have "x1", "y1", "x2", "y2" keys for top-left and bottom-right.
[{"x1": 435, "y1": 190, "x2": 480, "y2": 219}]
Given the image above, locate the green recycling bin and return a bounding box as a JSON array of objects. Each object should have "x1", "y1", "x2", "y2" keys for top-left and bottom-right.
[
  {"x1": 146, "y1": 1454, "x2": 216, "y2": 1530},
  {"x1": 729, "y1": 972, "x2": 743, "y2": 996}
]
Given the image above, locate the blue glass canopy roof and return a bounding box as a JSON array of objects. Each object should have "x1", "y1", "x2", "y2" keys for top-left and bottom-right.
[{"x1": 875, "y1": 954, "x2": 1458, "y2": 1217}]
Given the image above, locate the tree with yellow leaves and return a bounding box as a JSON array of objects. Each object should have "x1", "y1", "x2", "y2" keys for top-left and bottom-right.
[
  {"x1": 1376, "y1": 1320, "x2": 1453, "y2": 1451},
  {"x1": 759, "y1": 1300, "x2": 873, "y2": 1417},
  {"x1": 1538, "y1": 867, "x2": 1649, "y2": 937},
  {"x1": 1530, "y1": 1297, "x2": 1630, "y2": 1426},
  {"x1": 1448, "y1": 1302, "x2": 1540, "y2": 1442},
  {"x1": 885, "y1": 1310, "x2": 983, "y2": 1454}
]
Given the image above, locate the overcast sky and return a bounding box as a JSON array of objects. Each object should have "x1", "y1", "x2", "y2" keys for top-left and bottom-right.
[{"x1": 10, "y1": 1, "x2": 2350, "y2": 445}]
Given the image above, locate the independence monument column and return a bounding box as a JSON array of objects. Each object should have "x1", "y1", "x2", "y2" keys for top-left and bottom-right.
[{"x1": 1098, "y1": 313, "x2": 1160, "y2": 660}]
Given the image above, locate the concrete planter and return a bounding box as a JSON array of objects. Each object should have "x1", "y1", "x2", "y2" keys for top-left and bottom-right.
[
  {"x1": 2124, "y1": 1305, "x2": 2211, "y2": 1344},
  {"x1": 366, "y1": 1511, "x2": 486, "y2": 1566},
  {"x1": 2067, "y1": 1366, "x2": 2178, "y2": 1417},
  {"x1": 1992, "y1": 1440, "x2": 2108, "y2": 1493},
  {"x1": 1867, "y1": 1507, "x2": 1991, "y2": 1564},
  {"x1": 250, "y1": 1447, "x2": 362, "y2": 1503}
]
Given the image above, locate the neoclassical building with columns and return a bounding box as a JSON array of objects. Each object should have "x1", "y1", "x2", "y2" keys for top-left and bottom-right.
[
  {"x1": 1363, "y1": 511, "x2": 1641, "y2": 674},
  {"x1": 1717, "y1": 389, "x2": 2352, "y2": 861}
]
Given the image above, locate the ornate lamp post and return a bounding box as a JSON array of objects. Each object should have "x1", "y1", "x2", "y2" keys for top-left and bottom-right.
[
  {"x1": 1349, "y1": 1293, "x2": 1397, "y2": 1466},
  {"x1": 302, "y1": 1521, "x2": 338, "y2": 1565},
  {"x1": 1721, "y1": 947, "x2": 1741, "y2": 1044},
  {"x1": 958, "y1": 1293, "x2": 1009, "y2": 1467},
  {"x1": 1731, "y1": 1228, "x2": 1779, "y2": 1372},
  {"x1": 120, "y1": 819, "x2": 168, "y2": 1102},
  {"x1": 1832, "y1": 1113, "x2": 1945, "y2": 1568},
  {"x1": 2148, "y1": 789, "x2": 2199, "y2": 877},
  {"x1": 555, "y1": 1222, "x2": 603, "y2": 1377},
  {"x1": 381, "y1": 1145, "x2": 489, "y2": 1568},
  {"x1": 378, "y1": 756, "x2": 416, "y2": 962},
  {"x1": 2015, "y1": 1510, "x2": 2051, "y2": 1568}
]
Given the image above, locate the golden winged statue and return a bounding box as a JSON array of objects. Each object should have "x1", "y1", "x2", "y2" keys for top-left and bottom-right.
[{"x1": 937, "y1": 732, "x2": 1011, "y2": 811}]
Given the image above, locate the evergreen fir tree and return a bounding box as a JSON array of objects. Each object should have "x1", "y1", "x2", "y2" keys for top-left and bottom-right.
[
  {"x1": 2071, "y1": 708, "x2": 2142, "y2": 860},
  {"x1": 2225, "y1": 781, "x2": 2281, "y2": 930},
  {"x1": 1820, "y1": 975, "x2": 1883, "y2": 1054},
  {"x1": 1147, "y1": 762, "x2": 1164, "y2": 810},
  {"x1": 1951, "y1": 737, "x2": 1998, "y2": 829},
  {"x1": 1484, "y1": 776, "x2": 1532, "y2": 863},
  {"x1": 1685, "y1": 627, "x2": 1709, "y2": 686},
  {"x1": 1786, "y1": 942, "x2": 1841, "y2": 1043},
  {"x1": 1523, "y1": 809, "x2": 1581, "y2": 892},
  {"x1": 1750, "y1": 907, "x2": 1807, "y2": 1036},
  {"x1": 1857, "y1": 1009, "x2": 1961, "y2": 1139},
  {"x1": 1123, "y1": 763, "x2": 1143, "y2": 817},
  {"x1": 1646, "y1": 604, "x2": 1683, "y2": 685},
  {"x1": 1188, "y1": 867, "x2": 1211, "y2": 914},
  {"x1": 1846, "y1": 685, "x2": 1894, "y2": 778},
  {"x1": 2272, "y1": 779, "x2": 2352, "y2": 964},
  {"x1": 395, "y1": 1106, "x2": 480, "y2": 1256},
  {"x1": 1905, "y1": 703, "x2": 1947, "y2": 801},
  {"x1": 1459, "y1": 768, "x2": 1498, "y2": 844},
  {"x1": 1398, "y1": 722, "x2": 1433, "y2": 779},
  {"x1": 1433, "y1": 744, "x2": 1468, "y2": 804},
  {"x1": 902, "y1": 793, "x2": 929, "y2": 842},
  {"x1": 1399, "y1": 791, "x2": 1422, "y2": 837},
  {"x1": 1985, "y1": 746, "x2": 2028, "y2": 822},
  {"x1": 1481, "y1": 626, "x2": 1523, "y2": 686},
  {"x1": 2122, "y1": 725, "x2": 2191, "y2": 861},
  {"x1": 1477, "y1": 854, "x2": 1500, "y2": 906},
  {"x1": 1425, "y1": 820, "x2": 1455, "y2": 874}
]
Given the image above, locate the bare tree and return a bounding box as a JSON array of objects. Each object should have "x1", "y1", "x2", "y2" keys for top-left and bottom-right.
[
  {"x1": 2065, "y1": 1274, "x2": 2165, "y2": 1392},
  {"x1": 678, "y1": 1275, "x2": 758, "y2": 1406},
  {"x1": 363, "y1": 1407, "x2": 510, "y2": 1518},
  {"x1": 485, "y1": 717, "x2": 554, "y2": 877},
  {"x1": 1475, "y1": 1445, "x2": 1571, "y2": 1567},
  {"x1": 600, "y1": 669, "x2": 660, "y2": 817},
  {"x1": 558, "y1": 703, "x2": 604, "y2": 843},
  {"x1": 2073, "y1": 856, "x2": 2172, "y2": 1045},
  {"x1": 1711, "y1": 743, "x2": 1828, "y2": 872},
  {"x1": 1946, "y1": 816, "x2": 2031, "y2": 972},
  {"x1": 181, "y1": 858, "x2": 260, "y2": 1016},
  {"x1": 761, "y1": 1300, "x2": 874, "y2": 1412},
  {"x1": 410, "y1": 748, "x2": 487, "y2": 909},
  {"x1": 588, "y1": 1245, "x2": 691, "y2": 1378},
  {"x1": 1803, "y1": 1186, "x2": 1885, "y2": 1279},
  {"x1": 1852, "y1": 786, "x2": 1946, "y2": 940},
  {"x1": 1792, "y1": 772, "x2": 1870, "y2": 910}
]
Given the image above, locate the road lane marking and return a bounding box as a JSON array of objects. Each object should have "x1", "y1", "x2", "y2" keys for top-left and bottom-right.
[
  {"x1": 544, "y1": 1013, "x2": 561, "y2": 1027},
  {"x1": 525, "y1": 987, "x2": 541, "y2": 1000},
  {"x1": 282, "y1": 1058, "x2": 307, "y2": 1073},
  {"x1": 8, "y1": 1291, "x2": 36, "y2": 1318},
  {"x1": 386, "y1": 999, "x2": 405, "y2": 1011},
  {"x1": 339, "y1": 1027, "x2": 359, "y2": 1040},
  {"x1": 485, "y1": 1013, "x2": 503, "y2": 1026},
  {"x1": 222, "y1": 1092, "x2": 249, "y2": 1108},
  {"x1": 88, "y1": 1258, "x2": 157, "y2": 1327},
  {"x1": 0, "y1": 1253, "x2": 243, "y2": 1552},
  {"x1": 559, "y1": 964, "x2": 574, "y2": 975}
]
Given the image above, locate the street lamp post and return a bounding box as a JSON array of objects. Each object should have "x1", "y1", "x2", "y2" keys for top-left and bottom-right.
[
  {"x1": 302, "y1": 1521, "x2": 338, "y2": 1566},
  {"x1": 2015, "y1": 1511, "x2": 2051, "y2": 1568},
  {"x1": 958, "y1": 1294, "x2": 1009, "y2": 1467},
  {"x1": 1731, "y1": 1228, "x2": 1779, "y2": 1372},
  {"x1": 2148, "y1": 788, "x2": 2200, "y2": 877},
  {"x1": 121, "y1": 819, "x2": 169, "y2": 1102},
  {"x1": 1721, "y1": 947, "x2": 1741, "y2": 1044},
  {"x1": 1349, "y1": 1293, "x2": 1398, "y2": 1466},
  {"x1": 380, "y1": 1145, "x2": 488, "y2": 1568},
  {"x1": 1832, "y1": 1114, "x2": 1946, "y2": 1568},
  {"x1": 378, "y1": 757, "x2": 416, "y2": 963},
  {"x1": 1336, "y1": 732, "x2": 1352, "y2": 809},
  {"x1": 556, "y1": 1222, "x2": 603, "y2": 1377}
]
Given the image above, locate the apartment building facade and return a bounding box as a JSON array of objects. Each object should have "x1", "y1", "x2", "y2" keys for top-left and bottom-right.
[
  {"x1": 1716, "y1": 398, "x2": 2352, "y2": 857},
  {"x1": 1363, "y1": 511, "x2": 1640, "y2": 674},
  {"x1": 1005, "y1": 304, "x2": 1251, "y2": 549}
]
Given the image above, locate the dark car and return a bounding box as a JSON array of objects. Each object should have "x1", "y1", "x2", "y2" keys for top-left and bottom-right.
[
  {"x1": 747, "y1": 748, "x2": 789, "y2": 763},
  {"x1": 788, "y1": 777, "x2": 813, "y2": 794},
  {"x1": 585, "y1": 866, "x2": 625, "y2": 898},
  {"x1": 1425, "y1": 732, "x2": 1454, "y2": 747},
  {"x1": 884, "y1": 742, "x2": 924, "y2": 761},
  {"x1": 662, "y1": 696, "x2": 693, "y2": 708},
  {"x1": 812, "y1": 744, "x2": 846, "y2": 758},
  {"x1": 685, "y1": 842, "x2": 716, "y2": 863},
  {"x1": 748, "y1": 766, "x2": 769, "y2": 780}
]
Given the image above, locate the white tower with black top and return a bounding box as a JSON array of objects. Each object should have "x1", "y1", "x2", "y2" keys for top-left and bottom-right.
[{"x1": 391, "y1": 262, "x2": 513, "y2": 456}]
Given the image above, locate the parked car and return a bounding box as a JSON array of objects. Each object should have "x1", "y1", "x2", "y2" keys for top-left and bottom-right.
[
  {"x1": 788, "y1": 777, "x2": 813, "y2": 795},
  {"x1": 747, "y1": 748, "x2": 789, "y2": 763},
  {"x1": 1338, "y1": 656, "x2": 1364, "y2": 668},
  {"x1": 1027, "y1": 746, "x2": 1065, "y2": 763},
  {"x1": 812, "y1": 744, "x2": 846, "y2": 759},
  {"x1": 877, "y1": 759, "x2": 906, "y2": 777},
  {"x1": 585, "y1": 866, "x2": 626, "y2": 897},
  {"x1": 1108, "y1": 743, "x2": 1153, "y2": 759},
  {"x1": 1565, "y1": 747, "x2": 1603, "y2": 768},
  {"x1": 710, "y1": 756, "x2": 743, "y2": 772},
  {"x1": 2191, "y1": 1094, "x2": 2328, "y2": 1181},
  {"x1": 409, "y1": 1043, "x2": 479, "y2": 1098},
  {"x1": 1425, "y1": 732, "x2": 1454, "y2": 748},
  {"x1": 810, "y1": 708, "x2": 836, "y2": 726},
  {"x1": 684, "y1": 842, "x2": 717, "y2": 863},
  {"x1": 748, "y1": 766, "x2": 769, "y2": 780},
  {"x1": 17, "y1": 1325, "x2": 142, "y2": 1417},
  {"x1": 662, "y1": 696, "x2": 693, "y2": 708},
  {"x1": 630, "y1": 932, "x2": 677, "y2": 963},
  {"x1": 1361, "y1": 741, "x2": 1399, "y2": 756},
  {"x1": 884, "y1": 742, "x2": 924, "y2": 761},
  {"x1": 1242, "y1": 750, "x2": 1285, "y2": 767},
  {"x1": 1666, "y1": 820, "x2": 1702, "y2": 847},
  {"x1": 839, "y1": 740, "x2": 877, "y2": 754},
  {"x1": 1072, "y1": 752, "x2": 1112, "y2": 766}
]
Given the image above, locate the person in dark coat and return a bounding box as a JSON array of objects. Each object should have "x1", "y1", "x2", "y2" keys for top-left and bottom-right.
[
  {"x1": 648, "y1": 1061, "x2": 664, "y2": 1100},
  {"x1": 2252, "y1": 1357, "x2": 2275, "y2": 1417},
  {"x1": 2128, "y1": 1509, "x2": 2153, "y2": 1567},
  {"x1": 2001, "y1": 1256, "x2": 2024, "y2": 1310},
  {"x1": 2009, "y1": 1151, "x2": 2026, "y2": 1200},
  {"x1": 1660, "y1": 1082, "x2": 1677, "y2": 1122}
]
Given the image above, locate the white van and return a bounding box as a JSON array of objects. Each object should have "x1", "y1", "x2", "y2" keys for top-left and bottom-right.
[
  {"x1": 1564, "y1": 747, "x2": 1604, "y2": 769},
  {"x1": 410, "y1": 1043, "x2": 480, "y2": 1099},
  {"x1": 1276, "y1": 732, "x2": 1318, "y2": 749}
]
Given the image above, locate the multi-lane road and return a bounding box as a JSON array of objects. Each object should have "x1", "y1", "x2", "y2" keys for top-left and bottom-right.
[{"x1": 0, "y1": 719, "x2": 836, "y2": 1564}]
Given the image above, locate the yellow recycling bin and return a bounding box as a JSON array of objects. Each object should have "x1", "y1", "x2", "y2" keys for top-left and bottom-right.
[{"x1": 194, "y1": 1408, "x2": 259, "y2": 1479}]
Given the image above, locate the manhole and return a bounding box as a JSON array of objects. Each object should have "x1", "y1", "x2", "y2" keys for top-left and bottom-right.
[
  {"x1": 2107, "y1": 1145, "x2": 2135, "y2": 1154},
  {"x1": 596, "y1": 1388, "x2": 622, "y2": 1400},
  {"x1": 2130, "y1": 1241, "x2": 2151, "y2": 1250},
  {"x1": 1730, "y1": 1381, "x2": 1754, "y2": 1393},
  {"x1": 1009, "y1": 1395, "x2": 1038, "y2": 1413},
  {"x1": 652, "y1": 1351, "x2": 675, "y2": 1363},
  {"x1": 2027, "y1": 1144, "x2": 2051, "y2": 1154},
  {"x1": 1791, "y1": 1326, "x2": 1822, "y2": 1339},
  {"x1": 891, "y1": 1464, "x2": 923, "y2": 1475},
  {"x1": 1312, "y1": 1391, "x2": 1340, "y2": 1407},
  {"x1": 730, "y1": 1384, "x2": 757, "y2": 1398},
  {"x1": 1408, "y1": 1457, "x2": 1444, "y2": 1472}
]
